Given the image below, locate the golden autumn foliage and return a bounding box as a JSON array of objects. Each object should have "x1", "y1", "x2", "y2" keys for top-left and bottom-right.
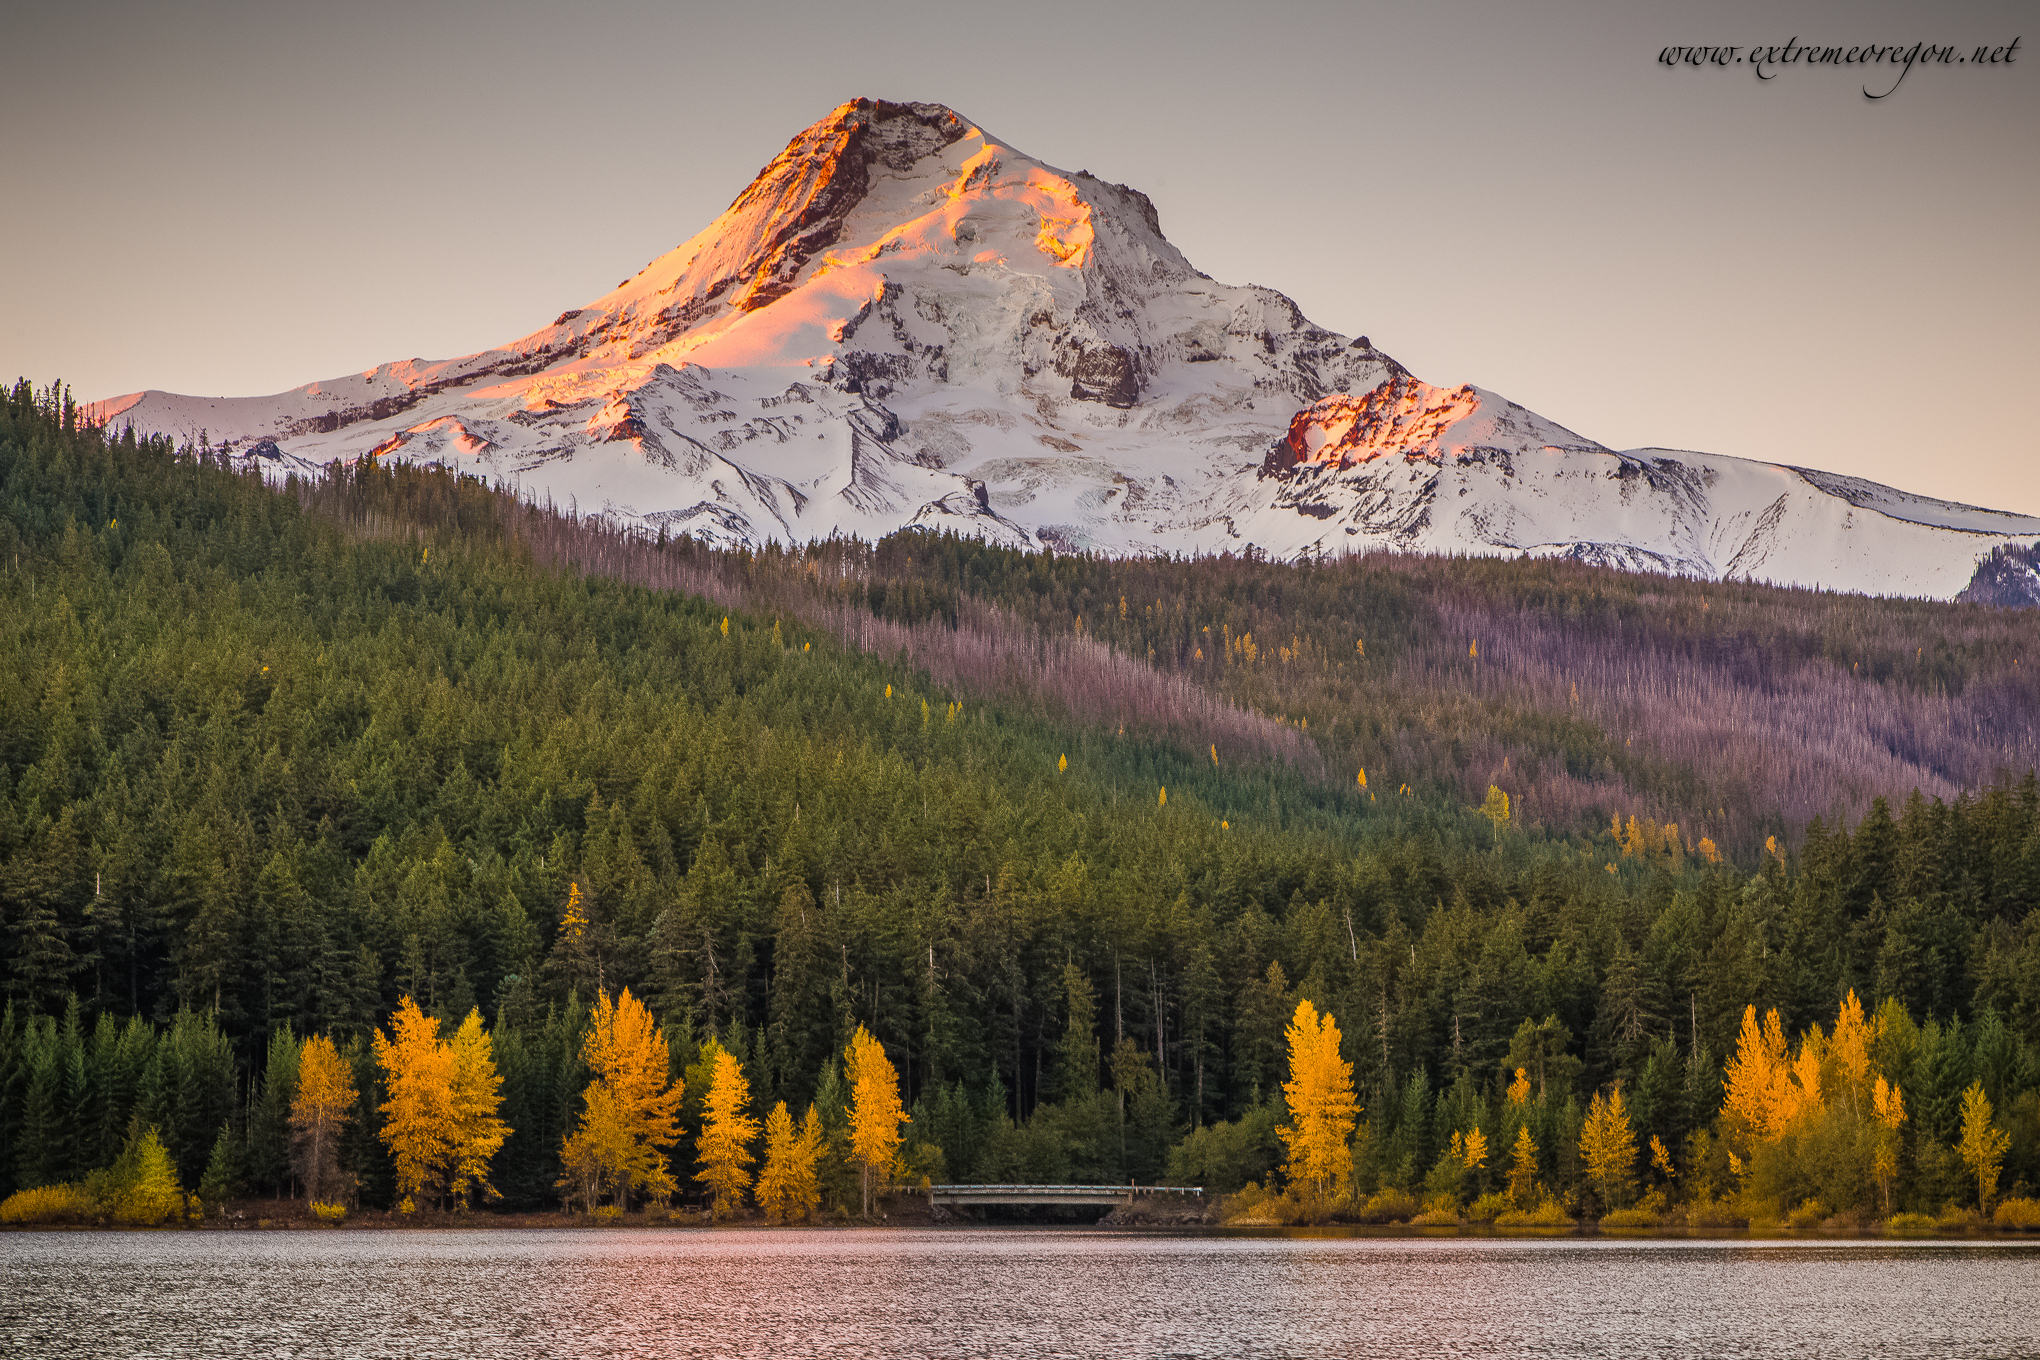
[
  {"x1": 290, "y1": 1034, "x2": 358, "y2": 1204},
  {"x1": 0, "y1": 1183, "x2": 91, "y2": 1225},
  {"x1": 1957, "y1": 1081, "x2": 2011, "y2": 1211},
  {"x1": 1277, "y1": 999, "x2": 1360, "y2": 1199},
  {"x1": 1506, "y1": 1125, "x2": 1540, "y2": 1208},
  {"x1": 1723, "y1": 991, "x2": 1892, "y2": 1146},
  {"x1": 755, "y1": 1101, "x2": 825, "y2": 1224},
  {"x1": 447, "y1": 1010, "x2": 510, "y2": 1204},
  {"x1": 1579, "y1": 1085, "x2": 1638, "y2": 1210},
  {"x1": 559, "y1": 988, "x2": 685, "y2": 1210},
  {"x1": 1872, "y1": 1075, "x2": 1907, "y2": 1212},
  {"x1": 844, "y1": 1024, "x2": 908, "y2": 1218},
  {"x1": 1721, "y1": 1005, "x2": 1807, "y2": 1139},
  {"x1": 1717, "y1": 990, "x2": 1941, "y2": 1217},
  {"x1": 1506, "y1": 1067, "x2": 1530, "y2": 1106},
  {"x1": 374, "y1": 997, "x2": 452, "y2": 1204},
  {"x1": 696, "y1": 1049, "x2": 758, "y2": 1220},
  {"x1": 1480, "y1": 786, "x2": 1510, "y2": 827},
  {"x1": 1457, "y1": 1126, "x2": 1488, "y2": 1172},
  {"x1": 373, "y1": 997, "x2": 510, "y2": 1209},
  {"x1": 1612, "y1": 814, "x2": 1687, "y2": 867},
  {"x1": 0, "y1": 1129, "x2": 186, "y2": 1226}
]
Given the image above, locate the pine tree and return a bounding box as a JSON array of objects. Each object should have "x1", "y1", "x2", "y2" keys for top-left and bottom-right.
[
  {"x1": 250, "y1": 1024, "x2": 301, "y2": 1197},
  {"x1": 1058, "y1": 961, "x2": 1099, "y2": 1100},
  {"x1": 198, "y1": 1121, "x2": 236, "y2": 1216},
  {"x1": 809, "y1": 1058, "x2": 859, "y2": 1214}
]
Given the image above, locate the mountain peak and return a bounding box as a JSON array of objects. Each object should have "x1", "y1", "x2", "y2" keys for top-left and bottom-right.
[
  {"x1": 710, "y1": 98, "x2": 975, "y2": 313},
  {"x1": 90, "y1": 100, "x2": 2040, "y2": 598}
]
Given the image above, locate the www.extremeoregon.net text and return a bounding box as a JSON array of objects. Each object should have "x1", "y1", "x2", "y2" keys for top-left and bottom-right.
[{"x1": 1658, "y1": 37, "x2": 2020, "y2": 99}]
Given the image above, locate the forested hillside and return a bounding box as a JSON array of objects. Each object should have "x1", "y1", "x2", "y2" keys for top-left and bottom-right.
[
  {"x1": 2, "y1": 382, "x2": 2036, "y2": 1224},
  {"x1": 608, "y1": 527, "x2": 2037, "y2": 862}
]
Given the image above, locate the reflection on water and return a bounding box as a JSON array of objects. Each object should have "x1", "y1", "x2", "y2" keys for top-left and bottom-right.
[{"x1": 3, "y1": 1229, "x2": 2036, "y2": 1358}]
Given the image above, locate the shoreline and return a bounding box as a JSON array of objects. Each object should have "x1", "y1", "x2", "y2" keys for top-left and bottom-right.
[{"x1": 8, "y1": 1200, "x2": 2039, "y2": 1244}]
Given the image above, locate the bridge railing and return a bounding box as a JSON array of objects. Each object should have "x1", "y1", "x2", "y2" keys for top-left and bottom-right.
[{"x1": 928, "y1": 1184, "x2": 1204, "y2": 1197}]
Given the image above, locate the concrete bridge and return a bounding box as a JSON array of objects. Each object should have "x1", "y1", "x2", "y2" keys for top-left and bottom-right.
[{"x1": 929, "y1": 1183, "x2": 1204, "y2": 1208}]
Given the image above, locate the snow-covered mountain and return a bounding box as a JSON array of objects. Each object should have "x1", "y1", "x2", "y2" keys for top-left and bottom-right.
[{"x1": 93, "y1": 98, "x2": 2040, "y2": 599}]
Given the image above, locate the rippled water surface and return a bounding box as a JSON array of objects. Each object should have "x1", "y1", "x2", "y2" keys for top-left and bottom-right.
[{"x1": 3, "y1": 1229, "x2": 2037, "y2": 1358}]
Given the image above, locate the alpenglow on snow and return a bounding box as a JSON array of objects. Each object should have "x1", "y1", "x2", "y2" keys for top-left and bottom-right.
[{"x1": 94, "y1": 98, "x2": 2040, "y2": 599}]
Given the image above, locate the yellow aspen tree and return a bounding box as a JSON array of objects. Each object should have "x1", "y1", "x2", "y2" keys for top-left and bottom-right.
[
  {"x1": 560, "y1": 988, "x2": 685, "y2": 1210},
  {"x1": 1578, "y1": 1085, "x2": 1638, "y2": 1211},
  {"x1": 1480, "y1": 786, "x2": 1510, "y2": 827},
  {"x1": 1276, "y1": 1000, "x2": 1360, "y2": 1200},
  {"x1": 1783, "y1": 1030, "x2": 1826, "y2": 1131},
  {"x1": 1872, "y1": 1076, "x2": 1906, "y2": 1215},
  {"x1": 1722, "y1": 1005, "x2": 1788, "y2": 1139},
  {"x1": 559, "y1": 1084, "x2": 634, "y2": 1213},
  {"x1": 754, "y1": 1102, "x2": 800, "y2": 1223},
  {"x1": 113, "y1": 1127, "x2": 186, "y2": 1225},
  {"x1": 696, "y1": 1049, "x2": 758, "y2": 1220},
  {"x1": 291, "y1": 1034, "x2": 358, "y2": 1204},
  {"x1": 1506, "y1": 1067, "x2": 1531, "y2": 1106},
  {"x1": 791, "y1": 1104, "x2": 825, "y2": 1217},
  {"x1": 1506, "y1": 1125, "x2": 1540, "y2": 1208},
  {"x1": 561, "y1": 881, "x2": 589, "y2": 941},
  {"x1": 755, "y1": 1101, "x2": 824, "y2": 1224},
  {"x1": 1829, "y1": 991, "x2": 1874, "y2": 1109},
  {"x1": 845, "y1": 1025, "x2": 907, "y2": 1218},
  {"x1": 1956, "y1": 1080, "x2": 2011, "y2": 1211},
  {"x1": 1461, "y1": 1126, "x2": 1489, "y2": 1174},
  {"x1": 374, "y1": 997, "x2": 457, "y2": 1209},
  {"x1": 1649, "y1": 1135, "x2": 1676, "y2": 1184},
  {"x1": 446, "y1": 1008, "x2": 510, "y2": 1208}
]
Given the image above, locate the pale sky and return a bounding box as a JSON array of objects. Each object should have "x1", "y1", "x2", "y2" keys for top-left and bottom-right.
[{"x1": 3, "y1": 0, "x2": 2033, "y2": 512}]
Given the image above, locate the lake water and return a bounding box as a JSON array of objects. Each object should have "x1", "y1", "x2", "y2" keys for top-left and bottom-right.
[{"x1": 2, "y1": 1228, "x2": 2035, "y2": 1358}]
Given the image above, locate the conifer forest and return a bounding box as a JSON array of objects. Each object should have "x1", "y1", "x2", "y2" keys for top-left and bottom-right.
[{"x1": 3, "y1": 381, "x2": 2038, "y2": 1231}]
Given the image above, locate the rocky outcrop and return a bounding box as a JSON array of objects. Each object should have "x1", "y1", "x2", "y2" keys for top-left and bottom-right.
[
  {"x1": 1264, "y1": 377, "x2": 1481, "y2": 477},
  {"x1": 1068, "y1": 345, "x2": 1139, "y2": 408},
  {"x1": 1957, "y1": 542, "x2": 2040, "y2": 607}
]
